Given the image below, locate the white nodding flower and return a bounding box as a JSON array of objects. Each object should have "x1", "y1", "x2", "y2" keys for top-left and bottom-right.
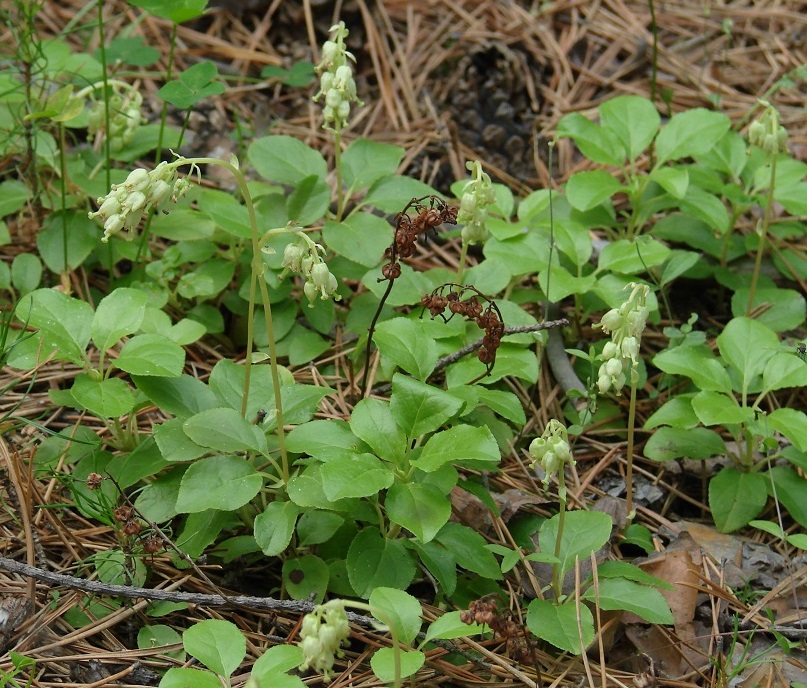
[
  {"x1": 528, "y1": 419, "x2": 574, "y2": 485},
  {"x1": 280, "y1": 230, "x2": 341, "y2": 307},
  {"x1": 595, "y1": 282, "x2": 650, "y2": 395},
  {"x1": 457, "y1": 160, "x2": 496, "y2": 245},
  {"x1": 313, "y1": 21, "x2": 363, "y2": 131},
  {"x1": 88, "y1": 159, "x2": 197, "y2": 242},
  {"x1": 298, "y1": 600, "x2": 350, "y2": 683}
]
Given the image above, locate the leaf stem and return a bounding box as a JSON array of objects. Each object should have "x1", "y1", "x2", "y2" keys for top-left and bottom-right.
[
  {"x1": 625, "y1": 381, "x2": 638, "y2": 523},
  {"x1": 745, "y1": 152, "x2": 777, "y2": 316}
]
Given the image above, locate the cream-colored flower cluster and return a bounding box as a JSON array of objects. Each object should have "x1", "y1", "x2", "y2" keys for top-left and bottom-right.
[
  {"x1": 313, "y1": 21, "x2": 363, "y2": 131},
  {"x1": 528, "y1": 418, "x2": 574, "y2": 484},
  {"x1": 456, "y1": 160, "x2": 496, "y2": 245},
  {"x1": 88, "y1": 161, "x2": 193, "y2": 242},
  {"x1": 282, "y1": 232, "x2": 341, "y2": 306},
  {"x1": 595, "y1": 282, "x2": 650, "y2": 395},
  {"x1": 298, "y1": 601, "x2": 350, "y2": 683},
  {"x1": 748, "y1": 100, "x2": 787, "y2": 155},
  {"x1": 86, "y1": 82, "x2": 144, "y2": 152}
]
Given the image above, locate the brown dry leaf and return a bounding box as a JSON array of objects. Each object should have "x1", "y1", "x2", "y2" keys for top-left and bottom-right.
[
  {"x1": 624, "y1": 622, "x2": 709, "y2": 679},
  {"x1": 450, "y1": 486, "x2": 547, "y2": 535}
]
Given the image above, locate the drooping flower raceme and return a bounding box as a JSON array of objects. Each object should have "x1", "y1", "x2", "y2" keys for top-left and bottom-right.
[
  {"x1": 747, "y1": 99, "x2": 787, "y2": 155},
  {"x1": 280, "y1": 229, "x2": 341, "y2": 306},
  {"x1": 528, "y1": 418, "x2": 573, "y2": 485},
  {"x1": 313, "y1": 21, "x2": 363, "y2": 131},
  {"x1": 88, "y1": 161, "x2": 195, "y2": 242},
  {"x1": 85, "y1": 80, "x2": 144, "y2": 152},
  {"x1": 595, "y1": 282, "x2": 650, "y2": 395},
  {"x1": 456, "y1": 160, "x2": 496, "y2": 245},
  {"x1": 298, "y1": 600, "x2": 351, "y2": 683}
]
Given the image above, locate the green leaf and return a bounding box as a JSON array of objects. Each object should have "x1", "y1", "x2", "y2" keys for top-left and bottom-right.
[
  {"x1": 0, "y1": 179, "x2": 30, "y2": 216},
  {"x1": 349, "y1": 398, "x2": 407, "y2": 464},
  {"x1": 370, "y1": 648, "x2": 425, "y2": 683},
  {"x1": 679, "y1": 185, "x2": 730, "y2": 234},
  {"x1": 92, "y1": 288, "x2": 148, "y2": 351},
  {"x1": 250, "y1": 645, "x2": 305, "y2": 687},
  {"x1": 183, "y1": 408, "x2": 268, "y2": 455},
  {"x1": 347, "y1": 529, "x2": 416, "y2": 597},
  {"x1": 287, "y1": 465, "x2": 358, "y2": 511},
  {"x1": 11, "y1": 253, "x2": 42, "y2": 294},
  {"x1": 767, "y1": 466, "x2": 807, "y2": 528},
  {"x1": 650, "y1": 166, "x2": 689, "y2": 199},
  {"x1": 597, "y1": 237, "x2": 670, "y2": 274},
  {"x1": 767, "y1": 408, "x2": 807, "y2": 452},
  {"x1": 644, "y1": 394, "x2": 699, "y2": 429},
  {"x1": 717, "y1": 317, "x2": 778, "y2": 394},
  {"x1": 137, "y1": 624, "x2": 184, "y2": 661},
  {"x1": 159, "y1": 667, "x2": 222, "y2": 688},
  {"x1": 134, "y1": 374, "x2": 219, "y2": 419},
  {"x1": 655, "y1": 108, "x2": 731, "y2": 164},
  {"x1": 364, "y1": 175, "x2": 440, "y2": 214},
  {"x1": 374, "y1": 317, "x2": 438, "y2": 381},
  {"x1": 115, "y1": 333, "x2": 185, "y2": 377},
  {"x1": 370, "y1": 587, "x2": 423, "y2": 645},
  {"x1": 731, "y1": 288, "x2": 806, "y2": 333},
  {"x1": 254, "y1": 501, "x2": 300, "y2": 556},
  {"x1": 556, "y1": 113, "x2": 622, "y2": 165},
  {"x1": 653, "y1": 345, "x2": 733, "y2": 394},
  {"x1": 323, "y1": 214, "x2": 392, "y2": 267},
  {"x1": 526, "y1": 598, "x2": 594, "y2": 654},
  {"x1": 183, "y1": 619, "x2": 245, "y2": 677},
  {"x1": 540, "y1": 511, "x2": 612, "y2": 581},
  {"x1": 286, "y1": 174, "x2": 330, "y2": 225},
  {"x1": 660, "y1": 250, "x2": 700, "y2": 286},
  {"x1": 342, "y1": 138, "x2": 405, "y2": 190},
  {"x1": 283, "y1": 555, "x2": 329, "y2": 602},
  {"x1": 175, "y1": 455, "x2": 262, "y2": 513},
  {"x1": 158, "y1": 61, "x2": 225, "y2": 108},
  {"x1": 423, "y1": 610, "x2": 485, "y2": 642},
  {"x1": 127, "y1": 0, "x2": 207, "y2": 23},
  {"x1": 595, "y1": 561, "x2": 674, "y2": 590},
  {"x1": 248, "y1": 135, "x2": 327, "y2": 186},
  {"x1": 644, "y1": 426, "x2": 725, "y2": 461},
  {"x1": 691, "y1": 391, "x2": 750, "y2": 426},
  {"x1": 296, "y1": 511, "x2": 345, "y2": 546},
  {"x1": 390, "y1": 374, "x2": 463, "y2": 437},
  {"x1": 177, "y1": 259, "x2": 235, "y2": 299},
  {"x1": 18, "y1": 288, "x2": 93, "y2": 365},
  {"x1": 709, "y1": 468, "x2": 767, "y2": 532},
  {"x1": 435, "y1": 522, "x2": 502, "y2": 580},
  {"x1": 600, "y1": 95, "x2": 660, "y2": 162},
  {"x1": 761, "y1": 353, "x2": 807, "y2": 395},
  {"x1": 407, "y1": 540, "x2": 457, "y2": 597},
  {"x1": 385, "y1": 482, "x2": 451, "y2": 543},
  {"x1": 582, "y1": 578, "x2": 673, "y2": 624},
  {"x1": 37, "y1": 211, "x2": 100, "y2": 273},
  {"x1": 320, "y1": 453, "x2": 395, "y2": 500},
  {"x1": 286, "y1": 419, "x2": 369, "y2": 460},
  {"x1": 71, "y1": 374, "x2": 135, "y2": 418},
  {"x1": 565, "y1": 170, "x2": 622, "y2": 211},
  {"x1": 412, "y1": 424, "x2": 500, "y2": 472},
  {"x1": 474, "y1": 388, "x2": 526, "y2": 425}
]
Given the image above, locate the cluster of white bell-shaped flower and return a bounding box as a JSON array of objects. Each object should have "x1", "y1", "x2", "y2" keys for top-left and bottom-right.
[
  {"x1": 313, "y1": 21, "x2": 363, "y2": 131},
  {"x1": 748, "y1": 99, "x2": 787, "y2": 155},
  {"x1": 528, "y1": 418, "x2": 574, "y2": 484},
  {"x1": 88, "y1": 161, "x2": 194, "y2": 242},
  {"x1": 595, "y1": 282, "x2": 650, "y2": 395},
  {"x1": 298, "y1": 600, "x2": 351, "y2": 683},
  {"x1": 282, "y1": 232, "x2": 341, "y2": 306},
  {"x1": 457, "y1": 160, "x2": 496, "y2": 245},
  {"x1": 86, "y1": 82, "x2": 144, "y2": 152}
]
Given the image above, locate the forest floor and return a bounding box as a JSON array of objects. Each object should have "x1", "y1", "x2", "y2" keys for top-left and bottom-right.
[{"x1": 1, "y1": 1, "x2": 807, "y2": 687}]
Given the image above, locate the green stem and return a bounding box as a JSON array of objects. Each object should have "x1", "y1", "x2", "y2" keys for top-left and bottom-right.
[
  {"x1": 456, "y1": 240, "x2": 469, "y2": 283},
  {"x1": 333, "y1": 128, "x2": 344, "y2": 220},
  {"x1": 552, "y1": 470, "x2": 567, "y2": 600},
  {"x1": 344, "y1": 602, "x2": 402, "y2": 688},
  {"x1": 625, "y1": 380, "x2": 638, "y2": 523},
  {"x1": 94, "y1": 0, "x2": 114, "y2": 273},
  {"x1": 154, "y1": 23, "x2": 178, "y2": 164},
  {"x1": 745, "y1": 153, "x2": 777, "y2": 316},
  {"x1": 187, "y1": 157, "x2": 289, "y2": 483}
]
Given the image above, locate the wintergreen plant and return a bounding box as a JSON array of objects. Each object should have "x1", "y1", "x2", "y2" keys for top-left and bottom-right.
[
  {"x1": 297, "y1": 600, "x2": 351, "y2": 682},
  {"x1": 455, "y1": 160, "x2": 495, "y2": 280},
  {"x1": 313, "y1": 20, "x2": 363, "y2": 217},
  {"x1": 84, "y1": 80, "x2": 145, "y2": 152},
  {"x1": 595, "y1": 281, "x2": 649, "y2": 520},
  {"x1": 280, "y1": 229, "x2": 341, "y2": 306}
]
